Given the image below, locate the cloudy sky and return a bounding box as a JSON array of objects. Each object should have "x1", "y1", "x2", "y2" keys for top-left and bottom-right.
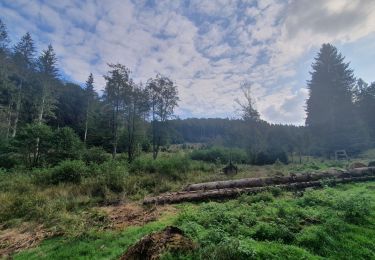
[{"x1": 1, "y1": 0, "x2": 375, "y2": 124}]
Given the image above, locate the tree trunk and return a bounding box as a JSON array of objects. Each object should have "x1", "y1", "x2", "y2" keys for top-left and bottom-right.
[
  {"x1": 38, "y1": 94, "x2": 45, "y2": 124},
  {"x1": 12, "y1": 80, "x2": 23, "y2": 138},
  {"x1": 84, "y1": 100, "x2": 90, "y2": 144},
  {"x1": 143, "y1": 167, "x2": 375, "y2": 205},
  {"x1": 5, "y1": 103, "x2": 12, "y2": 139},
  {"x1": 112, "y1": 102, "x2": 119, "y2": 159},
  {"x1": 152, "y1": 101, "x2": 157, "y2": 160},
  {"x1": 34, "y1": 91, "x2": 46, "y2": 166}
]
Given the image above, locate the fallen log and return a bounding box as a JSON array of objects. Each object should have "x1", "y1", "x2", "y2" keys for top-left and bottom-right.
[
  {"x1": 183, "y1": 167, "x2": 375, "y2": 191},
  {"x1": 143, "y1": 167, "x2": 375, "y2": 205}
]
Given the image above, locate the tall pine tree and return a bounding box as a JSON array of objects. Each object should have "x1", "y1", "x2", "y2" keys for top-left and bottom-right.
[
  {"x1": 0, "y1": 19, "x2": 12, "y2": 138},
  {"x1": 83, "y1": 73, "x2": 95, "y2": 144},
  {"x1": 305, "y1": 44, "x2": 368, "y2": 155},
  {"x1": 356, "y1": 81, "x2": 375, "y2": 143},
  {"x1": 11, "y1": 32, "x2": 36, "y2": 137},
  {"x1": 36, "y1": 44, "x2": 58, "y2": 123}
]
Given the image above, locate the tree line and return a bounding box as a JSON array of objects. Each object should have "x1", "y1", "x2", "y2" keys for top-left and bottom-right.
[
  {"x1": 0, "y1": 19, "x2": 178, "y2": 167},
  {"x1": 0, "y1": 18, "x2": 374, "y2": 169}
]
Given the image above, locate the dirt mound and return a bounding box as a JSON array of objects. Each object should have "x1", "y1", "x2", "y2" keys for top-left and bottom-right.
[
  {"x1": 0, "y1": 224, "x2": 53, "y2": 258},
  {"x1": 120, "y1": 226, "x2": 195, "y2": 260},
  {"x1": 100, "y1": 203, "x2": 176, "y2": 230}
]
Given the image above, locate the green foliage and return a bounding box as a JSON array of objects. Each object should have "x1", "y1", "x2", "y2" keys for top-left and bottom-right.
[
  {"x1": 50, "y1": 160, "x2": 87, "y2": 184},
  {"x1": 252, "y1": 149, "x2": 288, "y2": 165},
  {"x1": 0, "y1": 139, "x2": 19, "y2": 168},
  {"x1": 173, "y1": 183, "x2": 375, "y2": 259},
  {"x1": 49, "y1": 127, "x2": 83, "y2": 164},
  {"x1": 87, "y1": 160, "x2": 128, "y2": 195},
  {"x1": 14, "y1": 215, "x2": 176, "y2": 260},
  {"x1": 336, "y1": 195, "x2": 372, "y2": 224},
  {"x1": 306, "y1": 44, "x2": 369, "y2": 154},
  {"x1": 130, "y1": 154, "x2": 192, "y2": 180},
  {"x1": 190, "y1": 147, "x2": 248, "y2": 164},
  {"x1": 82, "y1": 147, "x2": 111, "y2": 165},
  {"x1": 16, "y1": 123, "x2": 53, "y2": 167}
]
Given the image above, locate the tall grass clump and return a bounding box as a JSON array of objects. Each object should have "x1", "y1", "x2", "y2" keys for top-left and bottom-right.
[{"x1": 130, "y1": 154, "x2": 192, "y2": 180}]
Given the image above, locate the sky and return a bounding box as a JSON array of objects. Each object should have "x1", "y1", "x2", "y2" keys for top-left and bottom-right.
[{"x1": 1, "y1": 0, "x2": 375, "y2": 125}]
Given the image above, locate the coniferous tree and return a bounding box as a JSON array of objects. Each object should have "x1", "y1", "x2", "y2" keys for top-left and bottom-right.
[
  {"x1": 305, "y1": 44, "x2": 368, "y2": 155},
  {"x1": 36, "y1": 44, "x2": 58, "y2": 123},
  {"x1": 0, "y1": 19, "x2": 13, "y2": 138},
  {"x1": 0, "y1": 19, "x2": 9, "y2": 53},
  {"x1": 356, "y1": 81, "x2": 375, "y2": 143},
  {"x1": 83, "y1": 73, "x2": 95, "y2": 144},
  {"x1": 11, "y1": 32, "x2": 36, "y2": 137}
]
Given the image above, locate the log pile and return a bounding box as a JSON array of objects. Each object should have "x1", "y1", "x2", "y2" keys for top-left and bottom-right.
[{"x1": 143, "y1": 167, "x2": 375, "y2": 205}]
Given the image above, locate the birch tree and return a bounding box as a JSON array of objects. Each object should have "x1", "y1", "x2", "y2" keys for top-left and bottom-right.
[{"x1": 146, "y1": 74, "x2": 179, "y2": 159}]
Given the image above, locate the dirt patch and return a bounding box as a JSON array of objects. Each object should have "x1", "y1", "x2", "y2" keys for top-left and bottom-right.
[
  {"x1": 120, "y1": 226, "x2": 195, "y2": 260},
  {"x1": 0, "y1": 224, "x2": 54, "y2": 258},
  {"x1": 100, "y1": 203, "x2": 177, "y2": 230}
]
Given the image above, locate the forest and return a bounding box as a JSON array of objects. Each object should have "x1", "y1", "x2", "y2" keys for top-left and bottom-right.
[{"x1": 0, "y1": 16, "x2": 375, "y2": 259}]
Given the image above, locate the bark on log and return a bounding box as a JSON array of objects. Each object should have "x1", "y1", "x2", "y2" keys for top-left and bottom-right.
[
  {"x1": 143, "y1": 167, "x2": 375, "y2": 205},
  {"x1": 183, "y1": 167, "x2": 375, "y2": 191}
]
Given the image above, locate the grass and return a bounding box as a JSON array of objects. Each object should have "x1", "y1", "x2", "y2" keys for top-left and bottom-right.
[
  {"x1": 0, "y1": 152, "x2": 361, "y2": 232},
  {"x1": 1, "y1": 150, "x2": 374, "y2": 259},
  {"x1": 10, "y1": 182, "x2": 375, "y2": 259},
  {"x1": 168, "y1": 182, "x2": 375, "y2": 259},
  {"x1": 14, "y1": 214, "x2": 176, "y2": 260}
]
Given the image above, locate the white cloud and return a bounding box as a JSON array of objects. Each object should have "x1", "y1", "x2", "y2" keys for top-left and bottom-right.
[{"x1": 1, "y1": 0, "x2": 375, "y2": 124}]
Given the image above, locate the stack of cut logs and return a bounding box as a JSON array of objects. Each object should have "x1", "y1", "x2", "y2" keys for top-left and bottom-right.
[{"x1": 143, "y1": 167, "x2": 375, "y2": 205}]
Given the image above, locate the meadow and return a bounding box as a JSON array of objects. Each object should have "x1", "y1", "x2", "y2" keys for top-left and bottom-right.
[{"x1": 1, "y1": 148, "x2": 374, "y2": 259}]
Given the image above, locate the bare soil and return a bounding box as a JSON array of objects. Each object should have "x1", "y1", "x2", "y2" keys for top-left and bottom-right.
[
  {"x1": 120, "y1": 226, "x2": 195, "y2": 260},
  {"x1": 100, "y1": 203, "x2": 177, "y2": 230},
  {"x1": 0, "y1": 224, "x2": 54, "y2": 258}
]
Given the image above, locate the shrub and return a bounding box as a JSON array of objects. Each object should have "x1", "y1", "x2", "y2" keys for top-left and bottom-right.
[
  {"x1": 16, "y1": 123, "x2": 53, "y2": 167},
  {"x1": 190, "y1": 147, "x2": 248, "y2": 164},
  {"x1": 83, "y1": 147, "x2": 111, "y2": 165},
  {"x1": 49, "y1": 127, "x2": 84, "y2": 164},
  {"x1": 0, "y1": 139, "x2": 19, "y2": 169},
  {"x1": 51, "y1": 160, "x2": 87, "y2": 184},
  {"x1": 130, "y1": 155, "x2": 192, "y2": 180},
  {"x1": 252, "y1": 149, "x2": 288, "y2": 165}
]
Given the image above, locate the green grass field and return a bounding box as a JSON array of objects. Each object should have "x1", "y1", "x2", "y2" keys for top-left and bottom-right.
[
  {"x1": 1, "y1": 150, "x2": 374, "y2": 259},
  {"x1": 12, "y1": 182, "x2": 375, "y2": 260}
]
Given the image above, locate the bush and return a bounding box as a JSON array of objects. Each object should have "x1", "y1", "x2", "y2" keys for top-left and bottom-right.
[
  {"x1": 190, "y1": 147, "x2": 248, "y2": 164},
  {"x1": 252, "y1": 149, "x2": 288, "y2": 165},
  {"x1": 0, "y1": 139, "x2": 19, "y2": 169},
  {"x1": 51, "y1": 160, "x2": 87, "y2": 184},
  {"x1": 83, "y1": 147, "x2": 111, "y2": 165},
  {"x1": 130, "y1": 155, "x2": 192, "y2": 180},
  {"x1": 49, "y1": 127, "x2": 84, "y2": 164},
  {"x1": 16, "y1": 123, "x2": 53, "y2": 167}
]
